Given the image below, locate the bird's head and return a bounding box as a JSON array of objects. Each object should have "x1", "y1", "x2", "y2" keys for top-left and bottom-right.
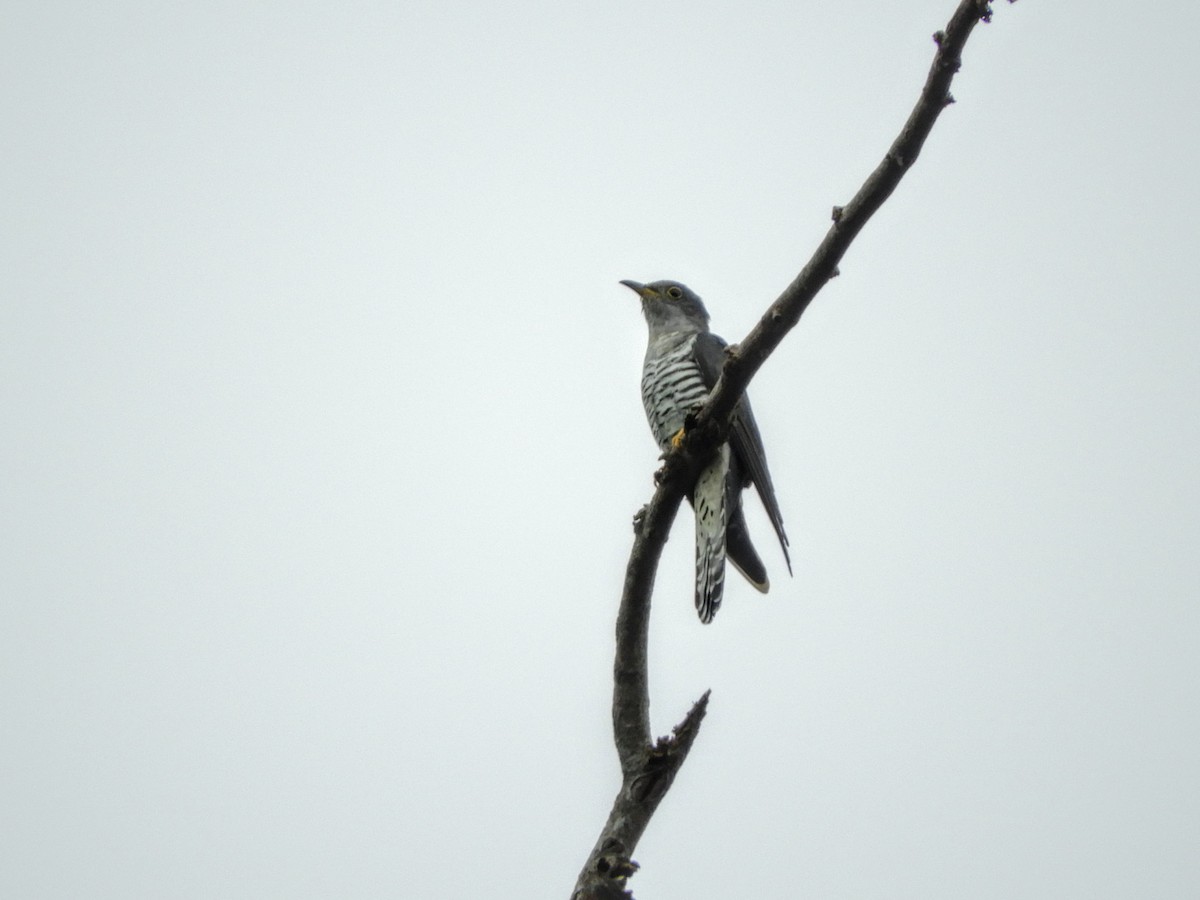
[{"x1": 620, "y1": 279, "x2": 710, "y2": 335}]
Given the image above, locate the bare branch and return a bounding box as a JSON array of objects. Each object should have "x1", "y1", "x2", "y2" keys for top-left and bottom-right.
[
  {"x1": 574, "y1": 691, "x2": 711, "y2": 900},
  {"x1": 700, "y1": 0, "x2": 999, "y2": 428},
  {"x1": 612, "y1": 494, "x2": 684, "y2": 771},
  {"x1": 575, "y1": 2, "x2": 1008, "y2": 896}
]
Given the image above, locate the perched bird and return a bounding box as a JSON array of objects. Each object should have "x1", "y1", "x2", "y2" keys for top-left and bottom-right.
[{"x1": 622, "y1": 279, "x2": 790, "y2": 622}]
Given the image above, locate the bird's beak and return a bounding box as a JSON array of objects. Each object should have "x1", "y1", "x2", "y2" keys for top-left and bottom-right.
[{"x1": 619, "y1": 279, "x2": 654, "y2": 299}]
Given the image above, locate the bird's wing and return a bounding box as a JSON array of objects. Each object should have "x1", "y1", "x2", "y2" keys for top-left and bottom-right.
[{"x1": 692, "y1": 331, "x2": 791, "y2": 574}]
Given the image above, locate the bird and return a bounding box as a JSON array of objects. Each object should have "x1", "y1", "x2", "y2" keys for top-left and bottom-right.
[{"x1": 621, "y1": 279, "x2": 790, "y2": 622}]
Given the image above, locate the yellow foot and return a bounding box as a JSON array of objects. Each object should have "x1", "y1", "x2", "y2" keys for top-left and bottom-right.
[{"x1": 670, "y1": 427, "x2": 686, "y2": 448}]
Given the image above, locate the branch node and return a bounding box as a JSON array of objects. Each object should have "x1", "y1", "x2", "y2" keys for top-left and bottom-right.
[
  {"x1": 932, "y1": 30, "x2": 946, "y2": 46},
  {"x1": 630, "y1": 758, "x2": 669, "y2": 803},
  {"x1": 831, "y1": 205, "x2": 844, "y2": 223},
  {"x1": 598, "y1": 853, "x2": 639, "y2": 880},
  {"x1": 576, "y1": 841, "x2": 638, "y2": 900},
  {"x1": 830, "y1": 266, "x2": 840, "y2": 279},
  {"x1": 944, "y1": 92, "x2": 956, "y2": 107},
  {"x1": 939, "y1": 53, "x2": 963, "y2": 74}
]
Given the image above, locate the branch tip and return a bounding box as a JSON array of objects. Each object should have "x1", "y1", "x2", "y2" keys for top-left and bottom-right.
[
  {"x1": 665, "y1": 688, "x2": 711, "y2": 748},
  {"x1": 683, "y1": 688, "x2": 712, "y2": 729}
]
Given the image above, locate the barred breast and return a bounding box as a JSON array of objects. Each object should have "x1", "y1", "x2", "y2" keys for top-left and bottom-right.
[{"x1": 640, "y1": 333, "x2": 710, "y2": 450}]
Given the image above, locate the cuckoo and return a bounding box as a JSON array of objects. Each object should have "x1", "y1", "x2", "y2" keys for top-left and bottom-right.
[{"x1": 622, "y1": 279, "x2": 791, "y2": 623}]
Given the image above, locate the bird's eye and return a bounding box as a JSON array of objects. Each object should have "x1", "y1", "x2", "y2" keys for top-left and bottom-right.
[{"x1": 666, "y1": 286, "x2": 683, "y2": 299}]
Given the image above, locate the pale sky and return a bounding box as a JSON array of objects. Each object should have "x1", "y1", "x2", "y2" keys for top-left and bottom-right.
[{"x1": 3, "y1": 2, "x2": 1199, "y2": 898}]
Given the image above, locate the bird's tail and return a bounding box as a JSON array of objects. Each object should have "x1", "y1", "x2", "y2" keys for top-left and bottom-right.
[
  {"x1": 726, "y1": 503, "x2": 769, "y2": 593},
  {"x1": 693, "y1": 445, "x2": 730, "y2": 623}
]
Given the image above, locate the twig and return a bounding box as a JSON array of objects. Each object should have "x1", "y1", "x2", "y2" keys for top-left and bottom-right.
[{"x1": 703, "y1": 0, "x2": 1010, "y2": 425}]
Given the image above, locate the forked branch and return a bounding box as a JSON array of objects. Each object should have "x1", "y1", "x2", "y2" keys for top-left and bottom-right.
[{"x1": 574, "y1": 3, "x2": 1012, "y2": 897}]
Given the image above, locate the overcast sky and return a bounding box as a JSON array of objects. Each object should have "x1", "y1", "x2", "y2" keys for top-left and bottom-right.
[{"x1": 3, "y1": 2, "x2": 1199, "y2": 898}]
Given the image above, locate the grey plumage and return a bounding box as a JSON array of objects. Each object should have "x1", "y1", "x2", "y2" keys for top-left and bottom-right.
[{"x1": 622, "y1": 278, "x2": 790, "y2": 622}]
